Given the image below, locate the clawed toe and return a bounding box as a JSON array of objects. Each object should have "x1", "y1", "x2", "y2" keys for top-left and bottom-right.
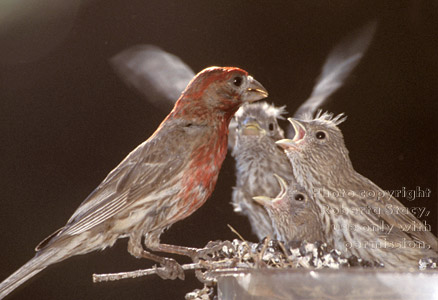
[
  {"x1": 155, "y1": 258, "x2": 185, "y2": 280},
  {"x1": 195, "y1": 240, "x2": 235, "y2": 261}
]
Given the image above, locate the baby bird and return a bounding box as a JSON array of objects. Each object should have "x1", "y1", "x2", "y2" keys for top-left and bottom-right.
[
  {"x1": 277, "y1": 111, "x2": 438, "y2": 269},
  {"x1": 230, "y1": 102, "x2": 295, "y2": 240},
  {"x1": 253, "y1": 174, "x2": 325, "y2": 243}
]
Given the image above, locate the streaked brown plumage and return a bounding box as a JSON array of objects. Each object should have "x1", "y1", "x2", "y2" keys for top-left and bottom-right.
[
  {"x1": 0, "y1": 67, "x2": 268, "y2": 299},
  {"x1": 277, "y1": 112, "x2": 438, "y2": 269},
  {"x1": 228, "y1": 22, "x2": 377, "y2": 241},
  {"x1": 229, "y1": 102, "x2": 295, "y2": 240},
  {"x1": 253, "y1": 174, "x2": 325, "y2": 243}
]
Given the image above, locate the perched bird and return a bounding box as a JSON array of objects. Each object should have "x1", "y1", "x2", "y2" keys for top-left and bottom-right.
[
  {"x1": 230, "y1": 102, "x2": 294, "y2": 240},
  {"x1": 277, "y1": 112, "x2": 438, "y2": 268},
  {"x1": 229, "y1": 21, "x2": 376, "y2": 240},
  {"x1": 253, "y1": 174, "x2": 325, "y2": 243},
  {"x1": 109, "y1": 22, "x2": 376, "y2": 242},
  {"x1": 0, "y1": 67, "x2": 268, "y2": 299}
]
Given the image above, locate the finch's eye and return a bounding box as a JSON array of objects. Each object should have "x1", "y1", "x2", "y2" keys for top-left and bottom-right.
[
  {"x1": 268, "y1": 123, "x2": 274, "y2": 131},
  {"x1": 233, "y1": 76, "x2": 243, "y2": 87},
  {"x1": 294, "y1": 193, "x2": 305, "y2": 201},
  {"x1": 316, "y1": 131, "x2": 326, "y2": 139}
]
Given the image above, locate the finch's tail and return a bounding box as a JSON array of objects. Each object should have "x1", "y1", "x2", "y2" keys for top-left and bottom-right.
[{"x1": 0, "y1": 249, "x2": 56, "y2": 299}]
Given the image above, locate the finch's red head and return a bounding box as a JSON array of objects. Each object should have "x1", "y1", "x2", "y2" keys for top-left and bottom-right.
[{"x1": 174, "y1": 66, "x2": 268, "y2": 119}]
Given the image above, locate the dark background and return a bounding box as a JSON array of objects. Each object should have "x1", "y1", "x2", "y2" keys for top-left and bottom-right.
[{"x1": 0, "y1": 1, "x2": 436, "y2": 299}]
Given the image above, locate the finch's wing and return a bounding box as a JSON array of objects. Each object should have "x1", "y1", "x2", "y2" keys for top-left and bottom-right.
[
  {"x1": 56, "y1": 136, "x2": 185, "y2": 237},
  {"x1": 292, "y1": 21, "x2": 377, "y2": 121},
  {"x1": 111, "y1": 45, "x2": 195, "y2": 111},
  {"x1": 361, "y1": 177, "x2": 438, "y2": 250},
  {"x1": 379, "y1": 196, "x2": 438, "y2": 250}
]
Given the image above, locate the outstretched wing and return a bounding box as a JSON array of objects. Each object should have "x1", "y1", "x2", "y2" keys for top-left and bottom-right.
[
  {"x1": 111, "y1": 45, "x2": 195, "y2": 111},
  {"x1": 293, "y1": 21, "x2": 377, "y2": 120}
]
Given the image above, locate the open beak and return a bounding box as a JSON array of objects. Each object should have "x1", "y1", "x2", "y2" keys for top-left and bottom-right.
[
  {"x1": 252, "y1": 195, "x2": 273, "y2": 207},
  {"x1": 243, "y1": 76, "x2": 268, "y2": 103},
  {"x1": 276, "y1": 118, "x2": 306, "y2": 151},
  {"x1": 273, "y1": 174, "x2": 287, "y2": 198},
  {"x1": 253, "y1": 174, "x2": 287, "y2": 207},
  {"x1": 288, "y1": 118, "x2": 306, "y2": 142}
]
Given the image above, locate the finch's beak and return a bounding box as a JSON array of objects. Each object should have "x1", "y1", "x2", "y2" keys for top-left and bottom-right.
[
  {"x1": 276, "y1": 139, "x2": 297, "y2": 151},
  {"x1": 241, "y1": 119, "x2": 265, "y2": 136},
  {"x1": 273, "y1": 174, "x2": 287, "y2": 198},
  {"x1": 276, "y1": 118, "x2": 306, "y2": 151},
  {"x1": 243, "y1": 76, "x2": 268, "y2": 103},
  {"x1": 288, "y1": 118, "x2": 306, "y2": 142},
  {"x1": 253, "y1": 195, "x2": 273, "y2": 206},
  {"x1": 253, "y1": 174, "x2": 287, "y2": 207}
]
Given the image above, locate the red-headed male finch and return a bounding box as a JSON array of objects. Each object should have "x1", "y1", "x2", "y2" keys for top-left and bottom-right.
[
  {"x1": 276, "y1": 112, "x2": 438, "y2": 269},
  {"x1": 229, "y1": 102, "x2": 295, "y2": 240},
  {"x1": 253, "y1": 174, "x2": 325, "y2": 243},
  {"x1": 0, "y1": 67, "x2": 268, "y2": 299}
]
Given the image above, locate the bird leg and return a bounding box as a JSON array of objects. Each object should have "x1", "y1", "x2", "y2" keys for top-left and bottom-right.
[
  {"x1": 154, "y1": 243, "x2": 198, "y2": 259},
  {"x1": 153, "y1": 240, "x2": 236, "y2": 263},
  {"x1": 127, "y1": 237, "x2": 184, "y2": 280},
  {"x1": 195, "y1": 240, "x2": 235, "y2": 261}
]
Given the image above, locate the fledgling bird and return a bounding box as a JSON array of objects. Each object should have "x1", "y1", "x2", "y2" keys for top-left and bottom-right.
[
  {"x1": 228, "y1": 21, "x2": 377, "y2": 240},
  {"x1": 230, "y1": 102, "x2": 295, "y2": 240},
  {"x1": 277, "y1": 112, "x2": 438, "y2": 268},
  {"x1": 253, "y1": 174, "x2": 325, "y2": 243},
  {"x1": 0, "y1": 67, "x2": 268, "y2": 299}
]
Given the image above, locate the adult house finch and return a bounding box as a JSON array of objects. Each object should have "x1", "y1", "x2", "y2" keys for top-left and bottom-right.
[
  {"x1": 230, "y1": 102, "x2": 295, "y2": 240},
  {"x1": 277, "y1": 112, "x2": 438, "y2": 268},
  {"x1": 253, "y1": 174, "x2": 325, "y2": 243},
  {"x1": 0, "y1": 67, "x2": 268, "y2": 299},
  {"x1": 114, "y1": 49, "x2": 292, "y2": 240},
  {"x1": 110, "y1": 22, "x2": 376, "y2": 242}
]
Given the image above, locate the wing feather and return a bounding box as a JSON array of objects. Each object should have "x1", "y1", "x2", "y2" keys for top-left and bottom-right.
[
  {"x1": 44, "y1": 128, "x2": 186, "y2": 242},
  {"x1": 356, "y1": 175, "x2": 438, "y2": 250}
]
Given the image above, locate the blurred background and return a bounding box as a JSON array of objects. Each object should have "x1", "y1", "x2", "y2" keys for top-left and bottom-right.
[{"x1": 0, "y1": 0, "x2": 436, "y2": 299}]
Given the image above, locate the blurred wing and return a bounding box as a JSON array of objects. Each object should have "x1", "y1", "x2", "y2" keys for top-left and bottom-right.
[
  {"x1": 111, "y1": 45, "x2": 195, "y2": 111},
  {"x1": 293, "y1": 21, "x2": 377, "y2": 120}
]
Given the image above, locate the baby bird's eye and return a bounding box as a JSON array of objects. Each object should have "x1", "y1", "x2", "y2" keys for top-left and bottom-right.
[
  {"x1": 294, "y1": 193, "x2": 305, "y2": 201},
  {"x1": 233, "y1": 76, "x2": 243, "y2": 87},
  {"x1": 316, "y1": 131, "x2": 326, "y2": 140},
  {"x1": 268, "y1": 123, "x2": 274, "y2": 131}
]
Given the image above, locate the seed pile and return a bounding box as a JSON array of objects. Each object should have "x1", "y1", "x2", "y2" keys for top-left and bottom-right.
[{"x1": 185, "y1": 238, "x2": 386, "y2": 299}]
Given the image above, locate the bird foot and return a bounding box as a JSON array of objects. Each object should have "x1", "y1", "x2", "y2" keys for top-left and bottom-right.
[
  {"x1": 194, "y1": 240, "x2": 235, "y2": 261},
  {"x1": 155, "y1": 257, "x2": 185, "y2": 280}
]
